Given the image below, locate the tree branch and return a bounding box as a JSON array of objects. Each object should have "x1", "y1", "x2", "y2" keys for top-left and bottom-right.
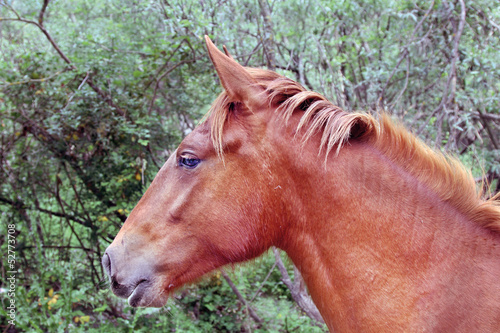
[
  {"x1": 272, "y1": 248, "x2": 325, "y2": 326},
  {"x1": 221, "y1": 270, "x2": 263, "y2": 326},
  {"x1": 0, "y1": 195, "x2": 90, "y2": 227},
  {"x1": 0, "y1": 67, "x2": 70, "y2": 87},
  {"x1": 38, "y1": 0, "x2": 50, "y2": 26},
  {"x1": 21, "y1": 245, "x2": 96, "y2": 253},
  {"x1": 1, "y1": 4, "x2": 130, "y2": 120},
  {"x1": 55, "y1": 175, "x2": 100, "y2": 286},
  {"x1": 258, "y1": 0, "x2": 275, "y2": 70},
  {"x1": 389, "y1": 54, "x2": 411, "y2": 110},
  {"x1": 249, "y1": 260, "x2": 277, "y2": 303},
  {"x1": 148, "y1": 56, "x2": 201, "y2": 115},
  {"x1": 417, "y1": 0, "x2": 467, "y2": 136},
  {"x1": 378, "y1": 0, "x2": 435, "y2": 108},
  {"x1": 468, "y1": 97, "x2": 499, "y2": 150},
  {"x1": 18, "y1": 113, "x2": 127, "y2": 222}
]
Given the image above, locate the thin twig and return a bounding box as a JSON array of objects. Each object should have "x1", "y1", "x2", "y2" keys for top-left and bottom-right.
[
  {"x1": 21, "y1": 245, "x2": 96, "y2": 252},
  {"x1": 378, "y1": 1, "x2": 435, "y2": 107},
  {"x1": 0, "y1": 196, "x2": 89, "y2": 227},
  {"x1": 249, "y1": 261, "x2": 277, "y2": 303},
  {"x1": 148, "y1": 56, "x2": 200, "y2": 115},
  {"x1": 63, "y1": 72, "x2": 89, "y2": 108},
  {"x1": 389, "y1": 54, "x2": 410, "y2": 110},
  {"x1": 0, "y1": 68, "x2": 69, "y2": 87},
  {"x1": 1, "y1": 4, "x2": 130, "y2": 120},
  {"x1": 55, "y1": 175, "x2": 100, "y2": 286},
  {"x1": 444, "y1": 0, "x2": 467, "y2": 106},
  {"x1": 417, "y1": 0, "x2": 467, "y2": 136},
  {"x1": 144, "y1": 40, "x2": 187, "y2": 89}
]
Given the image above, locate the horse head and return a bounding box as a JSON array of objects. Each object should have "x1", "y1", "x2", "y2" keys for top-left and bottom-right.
[{"x1": 102, "y1": 37, "x2": 291, "y2": 307}]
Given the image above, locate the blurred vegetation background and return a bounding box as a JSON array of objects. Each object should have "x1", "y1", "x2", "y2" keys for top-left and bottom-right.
[{"x1": 0, "y1": 0, "x2": 499, "y2": 332}]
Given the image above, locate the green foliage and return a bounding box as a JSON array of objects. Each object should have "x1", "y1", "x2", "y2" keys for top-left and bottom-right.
[{"x1": 0, "y1": 0, "x2": 499, "y2": 331}]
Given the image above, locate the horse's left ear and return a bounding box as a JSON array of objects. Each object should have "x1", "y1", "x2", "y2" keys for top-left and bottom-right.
[{"x1": 205, "y1": 36, "x2": 265, "y2": 110}]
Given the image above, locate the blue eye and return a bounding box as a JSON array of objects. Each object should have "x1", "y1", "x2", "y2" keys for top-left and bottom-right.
[{"x1": 179, "y1": 155, "x2": 200, "y2": 169}]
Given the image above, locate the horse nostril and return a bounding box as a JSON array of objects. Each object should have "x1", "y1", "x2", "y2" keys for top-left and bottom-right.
[
  {"x1": 102, "y1": 252, "x2": 111, "y2": 276},
  {"x1": 111, "y1": 275, "x2": 120, "y2": 288}
]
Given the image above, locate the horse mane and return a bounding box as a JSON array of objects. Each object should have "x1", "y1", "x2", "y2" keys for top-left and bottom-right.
[{"x1": 205, "y1": 68, "x2": 500, "y2": 233}]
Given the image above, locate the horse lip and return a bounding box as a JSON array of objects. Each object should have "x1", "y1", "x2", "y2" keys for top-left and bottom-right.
[
  {"x1": 108, "y1": 276, "x2": 149, "y2": 300},
  {"x1": 127, "y1": 279, "x2": 150, "y2": 307}
]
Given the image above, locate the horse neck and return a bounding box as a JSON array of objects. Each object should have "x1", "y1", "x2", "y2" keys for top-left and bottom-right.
[{"x1": 275, "y1": 138, "x2": 500, "y2": 331}]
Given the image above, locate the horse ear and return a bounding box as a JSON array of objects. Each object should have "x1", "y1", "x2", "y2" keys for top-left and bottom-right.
[{"x1": 205, "y1": 36, "x2": 265, "y2": 110}]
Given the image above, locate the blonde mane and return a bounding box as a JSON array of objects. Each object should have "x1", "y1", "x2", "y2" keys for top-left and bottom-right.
[{"x1": 205, "y1": 68, "x2": 500, "y2": 232}]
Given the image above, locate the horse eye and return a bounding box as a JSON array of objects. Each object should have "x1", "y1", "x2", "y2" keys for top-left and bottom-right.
[{"x1": 179, "y1": 155, "x2": 200, "y2": 169}]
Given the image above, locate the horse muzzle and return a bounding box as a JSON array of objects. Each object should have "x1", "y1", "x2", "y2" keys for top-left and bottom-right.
[{"x1": 102, "y1": 248, "x2": 167, "y2": 307}]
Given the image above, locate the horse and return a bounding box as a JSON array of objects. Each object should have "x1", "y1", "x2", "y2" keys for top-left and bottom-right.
[{"x1": 102, "y1": 36, "x2": 500, "y2": 332}]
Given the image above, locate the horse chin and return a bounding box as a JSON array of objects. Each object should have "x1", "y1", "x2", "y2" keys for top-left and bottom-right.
[{"x1": 127, "y1": 280, "x2": 168, "y2": 308}]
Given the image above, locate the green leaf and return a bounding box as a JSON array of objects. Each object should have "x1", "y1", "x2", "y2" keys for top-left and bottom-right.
[{"x1": 93, "y1": 304, "x2": 109, "y2": 313}]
